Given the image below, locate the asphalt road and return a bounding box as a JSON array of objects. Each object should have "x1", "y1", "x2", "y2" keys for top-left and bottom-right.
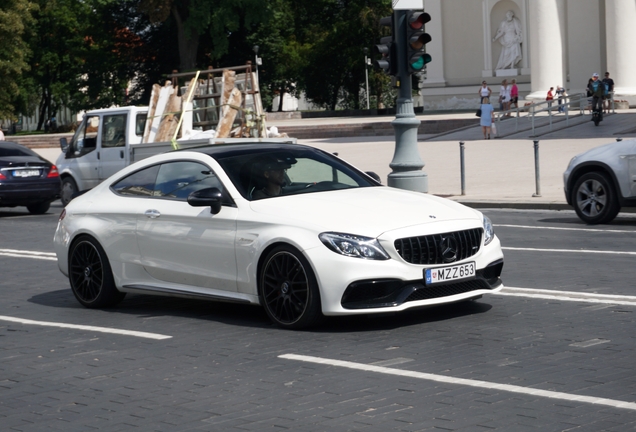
[{"x1": 1, "y1": 202, "x2": 636, "y2": 431}]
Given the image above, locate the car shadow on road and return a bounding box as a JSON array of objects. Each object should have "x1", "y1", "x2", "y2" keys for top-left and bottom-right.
[
  {"x1": 538, "y1": 215, "x2": 636, "y2": 227},
  {"x1": 28, "y1": 289, "x2": 493, "y2": 332}
]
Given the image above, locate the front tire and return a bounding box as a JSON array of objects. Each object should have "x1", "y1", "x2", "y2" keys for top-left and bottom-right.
[
  {"x1": 259, "y1": 245, "x2": 322, "y2": 329},
  {"x1": 61, "y1": 177, "x2": 78, "y2": 207},
  {"x1": 69, "y1": 236, "x2": 125, "y2": 308},
  {"x1": 572, "y1": 172, "x2": 620, "y2": 224}
]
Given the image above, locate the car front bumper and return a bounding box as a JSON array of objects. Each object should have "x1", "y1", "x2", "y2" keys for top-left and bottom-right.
[{"x1": 307, "y1": 235, "x2": 505, "y2": 316}]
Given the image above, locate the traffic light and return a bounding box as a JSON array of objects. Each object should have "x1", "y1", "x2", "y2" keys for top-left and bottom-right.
[
  {"x1": 405, "y1": 11, "x2": 432, "y2": 74},
  {"x1": 375, "y1": 15, "x2": 397, "y2": 76}
]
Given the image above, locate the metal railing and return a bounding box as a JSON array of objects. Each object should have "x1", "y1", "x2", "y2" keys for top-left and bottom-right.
[{"x1": 493, "y1": 92, "x2": 615, "y2": 136}]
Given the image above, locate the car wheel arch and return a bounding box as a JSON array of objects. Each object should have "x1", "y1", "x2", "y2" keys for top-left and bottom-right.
[{"x1": 569, "y1": 162, "x2": 623, "y2": 205}]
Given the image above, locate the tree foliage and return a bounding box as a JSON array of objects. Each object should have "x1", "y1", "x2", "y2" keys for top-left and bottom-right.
[
  {"x1": 4, "y1": 0, "x2": 397, "y2": 127},
  {"x1": 0, "y1": 0, "x2": 35, "y2": 120}
]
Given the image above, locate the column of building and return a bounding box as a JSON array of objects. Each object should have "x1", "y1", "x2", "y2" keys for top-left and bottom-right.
[
  {"x1": 527, "y1": 0, "x2": 565, "y2": 100},
  {"x1": 605, "y1": 0, "x2": 636, "y2": 99}
]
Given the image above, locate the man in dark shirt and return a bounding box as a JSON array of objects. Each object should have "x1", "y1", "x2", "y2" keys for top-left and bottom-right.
[
  {"x1": 588, "y1": 73, "x2": 604, "y2": 114},
  {"x1": 602, "y1": 72, "x2": 615, "y2": 114}
]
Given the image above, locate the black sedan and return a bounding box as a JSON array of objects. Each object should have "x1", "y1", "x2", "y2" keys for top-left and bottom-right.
[{"x1": 0, "y1": 141, "x2": 61, "y2": 214}]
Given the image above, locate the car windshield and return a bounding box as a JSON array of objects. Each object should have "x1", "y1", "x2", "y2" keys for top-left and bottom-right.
[{"x1": 215, "y1": 147, "x2": 378, "y2": 200}]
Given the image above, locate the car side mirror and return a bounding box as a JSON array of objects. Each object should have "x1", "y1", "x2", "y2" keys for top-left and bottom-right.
[
  {"x1": 187, "y1": 187, "x2": 223, "y2": 214},
  {"x1": 60, "y1": 137, "x2": 68, "y2": 153},
  {"x1": 365, "y1": 171, "x2": 381, "y2": 184}
]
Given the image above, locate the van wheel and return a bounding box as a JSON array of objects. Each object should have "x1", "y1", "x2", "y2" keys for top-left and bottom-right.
[{"x1": 61, "y1": 177, "x2": 78, "y2": 206}]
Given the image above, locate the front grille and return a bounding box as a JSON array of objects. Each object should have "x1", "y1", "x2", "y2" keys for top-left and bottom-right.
[{"x1": 394, "y1": 228, "x2": 482, "y2": 265}]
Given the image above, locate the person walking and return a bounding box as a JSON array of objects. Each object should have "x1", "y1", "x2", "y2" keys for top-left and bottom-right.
[
  {"x1": 546, "y1": 87, "x2": 554, "y2": 108},
  {"x1": 480, "y1": 97, "x2": 495, "y2": 139},
  {"x1": 555, "y1": 85, "x2": 566, "y2": 113},
  {"x1": 602, "y1": 72, "x2": 615, "y2": 114},
  {"x1": 478, "y1": 81, "x2": 492, "y2": 103},
  {"x1": 499, "y1": 79, "x2": 510, "y2": 115},
  {"x1": 510, "y1": 79, "x2": 519, "y2": 114}
]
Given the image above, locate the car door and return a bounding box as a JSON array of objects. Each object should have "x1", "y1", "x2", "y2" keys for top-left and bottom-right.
[
  {"x1": 628, "y1": 141, "x2": 636, "y2": 197},
  {"x1": 65, "y1": 115, "x2": 101, "y2": 190},
  {"x1": 98, "y1": 113, "x2": 128, "y2": 180},
  {"x1": 134, "y1": 160, "x2": 239, "y2": 292}
]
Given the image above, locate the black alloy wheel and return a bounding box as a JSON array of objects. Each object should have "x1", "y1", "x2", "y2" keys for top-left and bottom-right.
[
  {"x1": 259, "y1": 245, "x2": 321, "y2": 329},
  {"x1": 69, "y1": 236, "x2": 125, "y2": 308},
  {"x1": 572, "y1": 172, "x2": 620, "y2": 224}
]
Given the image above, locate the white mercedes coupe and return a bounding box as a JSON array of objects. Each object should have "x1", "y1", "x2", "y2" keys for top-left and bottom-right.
[{"x1": 54, "y1": 142, "x2": 504, "y2": 329}]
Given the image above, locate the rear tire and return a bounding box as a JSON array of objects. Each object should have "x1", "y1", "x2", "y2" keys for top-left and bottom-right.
[
  {"x1": 26, "y1": 201, "x2": 50, "y2": 214},
  {"x1": 69, "y1": 236, "x2": 126, "y2": 308},
  {"x1": 572, "y1": 172, "x2": 620, "y2": 224},
  {"x1": 259, "y1": 245, "x2": 322, "y2": 329}
]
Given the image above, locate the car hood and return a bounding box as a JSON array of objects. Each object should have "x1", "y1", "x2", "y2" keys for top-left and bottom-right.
[
  {"x1": 572, "y1": 138, "x2": 636, "y2": 164},
  {"x1": 248, "y1": 187, "x2": 482, "y2": 237}
]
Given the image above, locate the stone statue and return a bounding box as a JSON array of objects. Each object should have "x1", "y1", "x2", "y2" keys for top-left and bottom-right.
[{"x1": 492, "y1": 10, "x2": 523, "y2": 70}]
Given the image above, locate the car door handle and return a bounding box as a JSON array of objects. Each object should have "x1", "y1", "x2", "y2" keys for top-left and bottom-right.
[{"x1": 144, "y1": 209, "x2": 161, "y2": 219}]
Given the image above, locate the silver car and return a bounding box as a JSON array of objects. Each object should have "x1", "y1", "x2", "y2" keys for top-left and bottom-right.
[{"x1": 563, "y1": 138, "x2": 636, "y2": 224}]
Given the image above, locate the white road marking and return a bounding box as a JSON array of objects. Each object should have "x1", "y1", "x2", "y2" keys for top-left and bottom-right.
[
  {"x1": 279, "y1": 354, "x2": 636, "y2": 411},
  {"x1": 0, "y1": 315, "x2": 172, "y2": 340},
  {"x1": 500, "y1": 287, "x2": 636, "y2": 306},
  {"x1": 0, "y1": 248, "x2": 57, "y2": 261},
  {"x1": 570, "y1": 339, "x2": 610, "y2": 348},
  {"x1": 502, "y1": 246, "x2": 636, "y2": 256},
  {"x1": 495, "y1": 224, "x2": 636, "y2": 234}
]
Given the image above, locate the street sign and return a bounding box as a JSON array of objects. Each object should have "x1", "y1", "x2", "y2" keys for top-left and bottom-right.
[{"x1": 392, "y1": 0, "x2": 424, "y2": 10}]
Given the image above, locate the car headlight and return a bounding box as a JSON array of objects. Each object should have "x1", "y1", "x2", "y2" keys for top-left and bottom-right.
[
  {"x1": 319, "y1": 232, "x2": 390, "y2": 260},
  {"x1": 483, "y1": 215, "x2": 494, "y2": 246}
]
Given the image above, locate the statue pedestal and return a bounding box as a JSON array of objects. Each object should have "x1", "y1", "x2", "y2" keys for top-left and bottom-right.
[{"x1": 495, "y1": 69, "x2": 519, "y2": 77}]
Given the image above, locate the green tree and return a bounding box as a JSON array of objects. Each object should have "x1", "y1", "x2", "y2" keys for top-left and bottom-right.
[
  {"x1": 0, "y1": 0, "x2": 35, "y2": 121},
  {"x1": 139, "y1": 0, "x2": 267, "y2": 71},
  {"x1": 299, "y1": 0, "x2": 392, "y2": 110}
]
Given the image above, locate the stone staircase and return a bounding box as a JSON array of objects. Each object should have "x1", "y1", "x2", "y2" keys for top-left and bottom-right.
[
  {"x1": 275, "y1": 118, "x2": 479, "y2": 139},
  {"x1": 9, "y1": 133, "x2": 73, "y2": 149},
  {"x1": 9, "y1": 118, "x2": 479, "y2": 148}
]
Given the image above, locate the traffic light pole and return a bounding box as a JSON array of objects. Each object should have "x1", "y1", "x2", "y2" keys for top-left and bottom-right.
[{"x1": 388, "y1": 10, "x2": 428, "y2": 192}]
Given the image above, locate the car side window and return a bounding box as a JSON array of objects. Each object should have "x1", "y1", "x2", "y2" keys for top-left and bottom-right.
[
  {"x1": 111, "y1": 165, "x2": 160, "y2": 196},
  {"x1": 70, "y1": 116, "x2": 99, "y2": 156},
  {"x1": 135, "y1": 113, "x2": 147, "y2": 136},
  {"x1": 102, "y1": 114, "x2": 127, "y2": 148},
  {"x1": 154, "y1": 161, "x2": 224, "y2": 200}
]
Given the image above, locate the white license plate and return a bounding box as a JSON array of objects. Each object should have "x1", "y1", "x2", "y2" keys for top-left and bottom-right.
[
  {"x1": 13, "y1": 170, "x2": 40, "y2": 177},
  {"x1": 425, "y1": 262, "x2": 476, "y2": 285}
]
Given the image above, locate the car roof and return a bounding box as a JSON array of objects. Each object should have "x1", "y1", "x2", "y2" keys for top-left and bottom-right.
[{"x1": 182, "y1": 142, "x2": 318, "y2": 159}]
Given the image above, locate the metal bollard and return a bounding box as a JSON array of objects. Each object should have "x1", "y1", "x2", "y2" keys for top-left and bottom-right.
[
  {"x1": 459, "y1": 141, "x2": 466, "y2": 195},
  {"x1": 532, "y1": 140, "x2": 541, "y2": 197}
]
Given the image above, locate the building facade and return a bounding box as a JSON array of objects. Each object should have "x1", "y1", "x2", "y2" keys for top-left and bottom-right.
[{"x1": 420, "y1": 0, "x2": 636, "y2": 109}]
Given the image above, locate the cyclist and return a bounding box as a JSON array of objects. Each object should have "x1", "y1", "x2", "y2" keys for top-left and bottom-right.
[{"x1": 587, "y1": 73, "x2": 604, "y2": 115}]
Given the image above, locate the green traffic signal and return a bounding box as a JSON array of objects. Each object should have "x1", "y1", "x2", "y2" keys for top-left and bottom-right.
[{"x1": 405, "y1": 11, "x2": 432, "y2": 75}]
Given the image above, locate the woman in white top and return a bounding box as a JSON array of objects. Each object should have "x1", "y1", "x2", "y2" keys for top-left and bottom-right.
[
  {"x1": 478, "y1": 81, "x2": 491, "y2": 103},
  {"x1": 499, "y1": 79, "x2": 511, "y2": 116}
]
